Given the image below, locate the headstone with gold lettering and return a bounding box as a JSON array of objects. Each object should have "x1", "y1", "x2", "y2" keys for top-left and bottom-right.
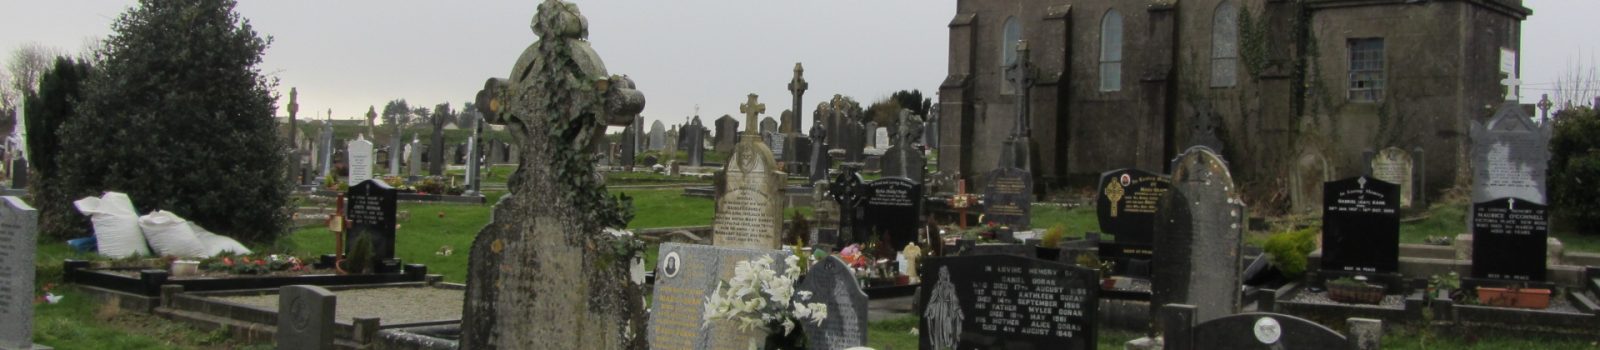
[
  {"x1": 982, "y1": 167, "x2": 1032, "y2": 230},
  {"x1": 711, "y1": 94, "x2": 788, "y2": 249},
  {"x1": 1096, "y1": 168, "x2": 1169, "y2": 277}
]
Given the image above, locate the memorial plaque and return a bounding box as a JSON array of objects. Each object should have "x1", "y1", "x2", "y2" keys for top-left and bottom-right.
[
  {"x1": 1321, "y1": 176, "x2": 1400, "y2": 274},
  {"x1": 1470, "y1": 100, "x2": 1550, "y2": 204},
  {"x1": 648, "y1": 243, "x2": 789, "y2": 350},
  {"x1": 864, "y1": 177, "x2": 924, "y2": 250},
  {"x1": 1096, "y1": 168, "x2": 1169, "y2": 244},
  {"x1": 798, "y1": 256, "x2": 869, "y2": 350},
  {"x1": 345, "y1": 179, "x2": 398, "y2": 264},
  {"x1": 0, "y1": 197, "x2": 48, "y2": 350},
  {"x1": 917, "y1": 255, "x2": 1098, "y2": 350},
  {"x1": 346, "y1": 135, "x2": 374, "y2": 186},
  {"x1": 983, "y1": 167, "x2": 1033, "y2": 230},
  {"x1": 1470, "y1": 197, "x2": 1548, "y2": 282},
  {"x1": 1369, "y1": 147, "x2": 1414, "y2": 209},
  {"x1": 1152, "y1": 146, "x2": 1243, "y2": 325},
  {"x1": 276, "y1": 285, "x2": 336, "y2": 350}
]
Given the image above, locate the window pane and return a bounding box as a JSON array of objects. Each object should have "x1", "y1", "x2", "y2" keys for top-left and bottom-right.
[
  {"x1": 1101, "y1": 62, "x2": 1121, "y2": 91},
  {"x1": 1003, "y1": 17, "x2": 1020, "y2": 66},
  {"x1": 1347, "y1": 38, "x2": 1384, "y2": 102},
  {"x1": 1101, "y1": 9, "x2": 1123, "y2": 91},
  {"x1": 1211, "y1": 1, "x2": 1238, "y2": 87}
]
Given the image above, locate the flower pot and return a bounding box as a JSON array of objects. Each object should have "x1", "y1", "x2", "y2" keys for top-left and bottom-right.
[
  {"x1": 1327, "y1": 281, "x2": 1386, "y2": 304},
  {"x1": 1476, "y1": 287, "x2": 1551, "y2": 309},
  {"x1": 1101, "y1": 278, "x2": 1118, "y2": 290}
]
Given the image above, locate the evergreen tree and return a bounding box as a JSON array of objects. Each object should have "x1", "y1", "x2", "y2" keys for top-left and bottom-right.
[
  {"x1": 24, "y1": 57, "x2": 94, "y2": 239},
  {"x1": 60, "y1": 0, "x2": 288, "y2": 243}
]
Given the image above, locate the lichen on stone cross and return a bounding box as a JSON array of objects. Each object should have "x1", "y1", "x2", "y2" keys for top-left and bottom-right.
[{"x1": 740, "y1": 93, "x2": 765, "y2": 137}]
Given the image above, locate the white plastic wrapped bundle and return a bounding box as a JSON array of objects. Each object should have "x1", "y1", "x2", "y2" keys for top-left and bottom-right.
[{"x1": 74, "y1": 192, "x2": 151, "y2": 258}]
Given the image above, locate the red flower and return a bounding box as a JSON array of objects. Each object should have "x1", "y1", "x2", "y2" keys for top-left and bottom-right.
[{"x1": 223, "y1": 257, "x2": 234, "y2": 266}]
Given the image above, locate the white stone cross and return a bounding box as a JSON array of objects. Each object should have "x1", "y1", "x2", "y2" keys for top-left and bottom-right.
[{"x1": 1501, "y1": 77, "x2": 1521, "y2": 101}]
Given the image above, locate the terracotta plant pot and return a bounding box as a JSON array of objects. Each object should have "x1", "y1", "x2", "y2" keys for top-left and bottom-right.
[
  {"x1": 1328, "y1": 281, "x2": 1386, "y2": 304},
  {"x1": 1476, "y1": 287, "x2": 1551, "y2": 309}
]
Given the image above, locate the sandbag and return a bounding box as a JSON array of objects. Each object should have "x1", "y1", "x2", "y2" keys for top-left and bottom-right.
[
  {"x1": 74, "y1": 192, "x2": 150, "y2": 258},
  {"x1": 191, "y1": 223, "x2": 251, "y2": 257},
  {"x1": 139, "y1": 210, "x2": 207, "y2": 258}
]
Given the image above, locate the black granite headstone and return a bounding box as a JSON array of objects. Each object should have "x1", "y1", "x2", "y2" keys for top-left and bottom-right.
[
  {"x1": 917, "y1": 255, "x2": 1098, "y2": 350},
  {"x1": 983, "y1": 167, "x2": 1033, "y2": 230},
  {"x1": 1470, "y1": 197, "x2": 1548, "y2": 282},
  {"x1": 9, "y1": 159, "x2": 26, "y2": 190},
  {"x1": 797, "y1": 256, "x2": 869, "y2": 350},
  {"x1": 1096, "y1": 168, "x2": 1169, "y2": 243},
  {"x1": 1321, "y1": 176, "x2": 1400, "y2": 274},
  {"x1": 863, "y1": 177, "x2": 924, "y2": 250},
  {"x1": 345, "y1": 179, "x2": 398, "y2": 265}
]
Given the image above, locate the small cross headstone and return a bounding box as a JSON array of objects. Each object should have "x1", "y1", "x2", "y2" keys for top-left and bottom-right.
[
  {"x1": 345, "y1": 179, "x2": 398, "y2": 269},
  {"x1": 276, "y1": 285, "x2": 336, "y2": 350},
  {"x1": 917, "y1": 255, "x2": 1099, "y2": 350},
  {"x1": 0, "y1": 197, "x2": 49, "y2": 350},
  {"x1": 346, "y1": 135, "x2": 374, "y2": 186},
  {"x1": 1321, "y1": 176, "x2": 1400, "y2": 275},
  {"x1": 797, "y1": 256, "x2": 869, "y2": 350}
]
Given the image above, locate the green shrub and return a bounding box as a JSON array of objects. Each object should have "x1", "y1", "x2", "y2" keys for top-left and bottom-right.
[
  {"x1": 1261, "y1": 227, "x2": 1319, "y2": 279},
  {"x1": 24, "y1": 57, "x2": 95, "y2": 239},
  {"x1": 1550, "y1": 106, "x2": 1600, "y2": 233},
  {"x1": 1040, "y1": 224, "x2": 1067, "y2": 248}
]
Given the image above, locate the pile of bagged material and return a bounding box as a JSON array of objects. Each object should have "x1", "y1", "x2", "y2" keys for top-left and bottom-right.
[{"x1": 74, "y1": 191, "x2": 251, "y2": 259}]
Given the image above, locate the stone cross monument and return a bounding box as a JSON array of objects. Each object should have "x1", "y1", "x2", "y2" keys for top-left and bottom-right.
[
  {"x1": 461, "y1": 1, "x2": 648, "y2": 347},
  {"x1": 287, "y1": 88, "x2": 301, "y2": 185},
  {"x1": 785, "y1": 62, "x2": 808, "y2": 134}
]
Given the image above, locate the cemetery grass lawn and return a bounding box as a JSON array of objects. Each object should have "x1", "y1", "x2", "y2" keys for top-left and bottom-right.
[
  {"x1": 33, "y1": 288, "x2": 271, "y2": 349},
  {"x1": 1031, "y1": 204, "x2": 1099, "y2": 238},
  {"x1": 1399, "y1": 199, "x2": 1600, "y2": 253},
  {"x1": 605, "y1": 171, "x2": 713, "y2": 186}
]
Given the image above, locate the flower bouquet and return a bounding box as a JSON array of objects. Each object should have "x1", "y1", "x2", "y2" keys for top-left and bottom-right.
[{"x1": 703, "y1": 254, "x2": 829, "y2": 350}]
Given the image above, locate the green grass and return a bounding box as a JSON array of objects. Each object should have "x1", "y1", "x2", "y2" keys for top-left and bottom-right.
[
  {"x1": 446, "y1": 164, "x2": 516, "y2": 183},
  {"x1": 284, "y1": 192, "x2": 506, "y2": 283},
  {"x1": 1398, "y1": 199, "x2": 1600, "y2": 253},
  {"x1": 605, "y1": 172, "x2": 712, "y2": 186},
  {"x1": 621, "y1": 188, "x2": 716, "y2": 229},
  {"x1": 34, "y1": 288, "x2": 271, "y2": 349},
  {"x1": 1031, "y1": 204, "x2": 1100, "y2": 237}
]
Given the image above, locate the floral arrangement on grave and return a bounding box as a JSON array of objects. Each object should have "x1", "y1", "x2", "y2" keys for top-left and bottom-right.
[
  {"x1": 201, "y1": 254, "x2": 309, "y2": 275},
  {"x1": 703, "y1": 254, "x2": 828, "y2": 349},
  {"x1": 1326, "y1": 276, "x2": 1385, "y2": 305}
]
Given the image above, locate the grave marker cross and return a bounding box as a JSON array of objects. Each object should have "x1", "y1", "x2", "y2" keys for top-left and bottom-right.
[{"x1": 741, "y1": 94, "x2": 765, "y2": 137}]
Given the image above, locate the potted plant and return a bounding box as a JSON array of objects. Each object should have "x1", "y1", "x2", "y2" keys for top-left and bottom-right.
[
  {"x1": 1036, "y1": 224, "x2": 1067, "y2": 261},
  {"x1": 1476, "y1": 285, "x2": 1552, "y2": 309},
  {"x1": 1427, "y1": 272, "x2": 1461, "y2": 301},
  {"x1": 1075, "y1": 254, "x2": 1118, "y2": 289},
  {"x1": 1327, "y1": 276, "x2": 1385, "y2": 304}
]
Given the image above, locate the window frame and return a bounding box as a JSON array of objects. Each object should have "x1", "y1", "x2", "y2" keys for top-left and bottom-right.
[
  {"x1": 1347, "y1": 38, "x2": 1385, "y2": 103},
  {"x1": 1210, "y1": 1, "x2": 1239, "y2": 88},
  {"x1": 1099, "y1": 9, "x2": 1124, "y2": 92}
]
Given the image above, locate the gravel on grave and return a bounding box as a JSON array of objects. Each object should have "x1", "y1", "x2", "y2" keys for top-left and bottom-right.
[
  {"x1": 1287, "y1": 290, "x2": 1407, "y2": 309},
  {"x1": 219, "y1": 287, "x2": 463, "y2": 325}
]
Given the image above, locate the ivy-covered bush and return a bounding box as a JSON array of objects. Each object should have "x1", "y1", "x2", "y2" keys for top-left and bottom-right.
[{"x1": 1550, "y1": 106, "x2": 1600, "y2": 233}]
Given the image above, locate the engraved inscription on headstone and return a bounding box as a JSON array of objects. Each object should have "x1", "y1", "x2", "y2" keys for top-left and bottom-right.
[
  {"x1": 1096, "y1": 168, "x2": 1169, "y2": 244},
  {"x1": 917, "y1": 255, "x2": 1098, "y2": 350},
  {"x1": 863, "y1": 177, "x2": 924, "y2": 250},
  {"x1": 1470, "y1": 197, "x2": 1548, "y2": 282},
  {"x1": 347, "y1": 135, "x2": 374, "y2": 186},
  {"x1": 0, "y1": 197, "x2": 48, "y2": 350},
  {"x1": 1470, "y1": 100, "x2": 1550, "y2": 204},
  {"x1": 345, "y1": 180, "x2": 398, "y2": 265},
  {"x1": 1321, "y1": 176, "x2": 1400, "y2": 274},
  {"x1": 1369, "y1": 147, "x2": 1414, "y2": 208},
  {"x1": 647, "y1": 244, "x2": 789, "y2": 350},
  {"x1": 798, "y1": 256, "x2": 869, "y2": 350},
  {"x1": 711, "y1": 94, "x2": 787, "y2": 249},
  {"x1": 983, "y1": 167, "x2": 1033, "y2": 229}
]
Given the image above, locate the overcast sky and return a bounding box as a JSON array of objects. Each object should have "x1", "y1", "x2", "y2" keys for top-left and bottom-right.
[{"x1": 2, "y1": 1, "x2": 1592, "y2": 130}]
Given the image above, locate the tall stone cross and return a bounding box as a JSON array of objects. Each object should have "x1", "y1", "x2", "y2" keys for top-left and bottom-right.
[
  {"x1": 288, "y1": 88, "x2": 300, "y2": 145},
  {"x1": 1501, "y1": 77, "x2": 1521, "y2": 101},
  {"x1": 1000, "y1": 40, "x2": 1034, "y2": 170},
  {"x1": 787, "y1": 63, "x2": 808, "y2": 134},
  {"x1": 740, "y1": 94, "x2": 765, "y2": 138}
]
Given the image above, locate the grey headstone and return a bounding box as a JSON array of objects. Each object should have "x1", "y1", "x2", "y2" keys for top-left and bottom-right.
[
  {"x1": 688, "y1": 117, "x2": 707, "y2": 167},
  {"x1": 647, "y1": 243, "x2": 789, "y2": 349},
  {"x1": 880, "y1": 113, "x2": 927, "y2": 182},
  {"x1": 760, "y1": 117, "x2": 778, "y2": 135},
  {"x1": 714, "y1": 115, "x2": 740, "y2": 153},
  {"x1": 0, "y1": 197, "x2": 47, "y2": 350},
  {"x1": 276, "y1": 285, "x2": 336, "y2": 350},
  {"x1": 1368, "y1": 147, "x2": 1415, "y2": 209},
  {"x1": 318, "y1": 122, "x2": 334, "y2": 178},
  {"x1": 873, "y1": 127, "x2": 889, "y2": 150},
  {"x1": 1289, "y1": 151, "x2": 1331, "y2": 215},
  {"x1": 430, "y1": 115, "x2": 446, "y2": 176},
  {"x1": 1470, "y1": 100, "x2": 1550, "y2": 204},
  {"x1": 1153, "y1": 147, "x2": 1243, "y2": 326},
  {"x1": 797, "y1": 257, "x2": 868, "y2": 350},
  {"x1": 863, "y1": 122, "x2": 878, "y2": 147},
  {"x1": 407, "y1": 137, "x2": 423, "y2": 177},
  {"x1": 622, "y1": 118, "x2": 640, "y2": 169},
  {"x1": 808, "y1": 123, "x2": 830, "y2": 183},
  {"x1": 9, "y1": 159, "x2": 26, "y2": 190},
  {"x1": 346, "y1": 135, "x2": 375, "y2": 186},
  {"x1": 649, "y1": 120, "x2": 667, "y2": 151}
]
